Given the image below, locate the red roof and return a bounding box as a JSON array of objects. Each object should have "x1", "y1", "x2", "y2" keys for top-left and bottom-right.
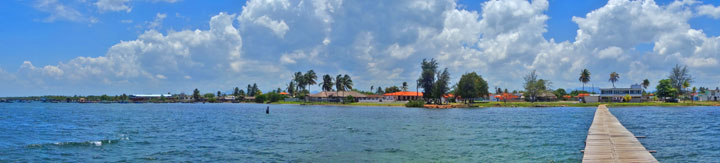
[
  {"x1": 384, "y1": 91, "x2": 423, "y2": 96},
  {"x1": 279, "y1": 92, "x2": 289, "y2": 95},
  {"x1": 493, "y1": 93, "x2": 518, "y2": 100},
  {"x1": 575, "y1": 93, "x2": 590, "y2": 98}
]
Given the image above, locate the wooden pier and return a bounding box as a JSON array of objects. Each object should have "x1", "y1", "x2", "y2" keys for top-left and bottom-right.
[{"x1": 582, "y1": 105, "x2": 658, "y2": 163}]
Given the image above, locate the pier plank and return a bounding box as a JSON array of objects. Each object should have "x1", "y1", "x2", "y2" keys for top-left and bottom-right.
[{"x1": 582, "y1": 105, "x2": 658, "y2": 163}]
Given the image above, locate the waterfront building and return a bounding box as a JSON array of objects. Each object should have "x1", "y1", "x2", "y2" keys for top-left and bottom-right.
[
  {"x1": 492, "y1": 93, "x2": 521, "y2": 102},
  {"x1": 698, "y1": 89, "x2": 720, "y2": 101},
  {"x1": 358, "y1": 94, "x2": 387, "y2": 103},
  {"x1": 308, "y1": 91, "x2": 368, "y2": 102},
  {"x1": 599, "y1": 84, "x2": 643, "y2": 102},
  {"x1": 383, "y1": 91, "x2": 423, "y2": 101}
]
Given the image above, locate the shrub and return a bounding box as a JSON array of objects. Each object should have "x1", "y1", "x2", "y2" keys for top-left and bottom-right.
[
  {"x1": 267, "y1": 93, "x2": 286, "y2": 103},
  {"x1": 405, "y1": 100, "x2": 425, "y2": 107},
  {"x1": 343, "y1": 95, "x2": 355, "y2": 104},
  {"x1": 255, "y1": 94, "x2": 267, "y2": 103},
  {"x1": 623, "y1": 94, "x2": 632, "y2": 102}
]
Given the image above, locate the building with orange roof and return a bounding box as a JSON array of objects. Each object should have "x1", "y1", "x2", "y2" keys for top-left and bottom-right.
[
  {"x1": 492, "y1": 93, "x2": 521, "y2": 101},
  {"x1": 384, "y1": 91, "x2": 423, "y2": 101},
  {"x1": 575, "y1": 93, "x2": 590, "y2": 98}
]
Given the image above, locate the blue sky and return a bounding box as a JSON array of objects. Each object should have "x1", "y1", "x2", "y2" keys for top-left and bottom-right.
[{"x1": 1, "y1": 0, "x2": 720, "y2": 96}]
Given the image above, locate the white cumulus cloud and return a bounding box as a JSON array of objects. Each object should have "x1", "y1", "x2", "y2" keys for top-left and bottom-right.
[
  {"x1": 697, "y1": 4, "x2": 720, "y2": 18},
  {"x1": 95, "y1": 0, "x2": 132, "y2": 13},
  {"x1": 9, "y1": 0, "x2": 720, "y2": 96}
]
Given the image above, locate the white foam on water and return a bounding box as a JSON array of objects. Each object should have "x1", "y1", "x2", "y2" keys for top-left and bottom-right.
[{"x1": 90, "y1": 141, "x2": 102, "y2": 146}]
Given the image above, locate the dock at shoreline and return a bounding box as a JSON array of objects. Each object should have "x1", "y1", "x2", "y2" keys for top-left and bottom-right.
[{"x1": 582, "y1": 105, "x2": 658, "y2": 163}]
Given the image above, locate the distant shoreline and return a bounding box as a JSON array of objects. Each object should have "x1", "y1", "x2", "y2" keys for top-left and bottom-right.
[{"x1": 4, "y1": 101, "x2": 719, "y2": 108}]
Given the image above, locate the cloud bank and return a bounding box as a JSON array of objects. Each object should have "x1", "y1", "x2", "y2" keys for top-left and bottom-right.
[{"x1": 6, "y1": 0, "x2": 720, "y2": 96}]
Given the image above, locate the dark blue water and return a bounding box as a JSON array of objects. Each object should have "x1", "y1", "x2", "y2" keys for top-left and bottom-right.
[
  {"x1": 611, "y1": 107, "x2": 720, "y2": 162},
  {"x1": 0, "y1": 103, "x2": 716, "y2": 162}
]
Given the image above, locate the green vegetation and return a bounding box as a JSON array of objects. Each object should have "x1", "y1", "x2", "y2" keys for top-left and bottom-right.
[
  {"x1": 287, "y1": 81, "x2": 296, "y2": 96},
  {"x1": 384, "y1": 86, "x2": 401, "y2": 93},
  {"x1": 375, "y1": 86, "x2": 384, "y2": 94},
  {"x1": 418, "y1": 58, "x2": 438, "y2": 101},
  {"x1": 554, "y1": 88, "x2": 568, "y2": 100},
  {"x1": 523, "y1": 70, "x2": 551, "y2": 102},
  {"x1": 669, "y1": 64, "x2": 693, "y2": 97},
  {"x1": 579, "y1": 69, "x2": 591, "y2": 92},
  {"x1": 405, "y1": 100, "x2": 425, "y2": 107},
  {"x1": 266, "y1": 92, "x2": 286, "y2": 103},
  {"x1": 8, "y1": 59, "x2": 717, "y2": 109},
  {"x1": 455, "y1": 72, "x2": 489, "y2": 104},
  {"x1": 304, "y1": 70, "x2": 318, "y2": 92},
  {"x1": 320, "y1": 74, "x2": 334, "y2": 92},
  {"x1": 342, "y1": 74, "x2": 353, "y2": 92},
  {"x1": 203, "y1": 93, "x2": 215, "y2": 99},
  {"x1": 417, "y1": 58, "x2": 451, "y2": 104},
  {"x1": 432, "y1": 68, "x2": 451, "y2": 104},
  {"x1": 402, "y1": 82, "x2": 408, "y2": 91},
  {"x1": 255, "y1": 94, "x2": 267, "y2": 103},
  {"x1": 246, "y1": 84, "x2": 260, "y2": 97},
  {"x1": 193, "y1": 88, "x2": 200, "y2": 101},
  {"x1": 623, "y1": 94, "x2": 632, "y2": 102},
  {"x1": 656, "y1": 79, "x2": 677, "y2": 99},
  {"x1": 609, "y1": 72, "x2": 619, "y2": 88},
  {"x1": 293, "y1": 71, "x2": 304, "y2": 96},
  {"x1": 344, "y1": 95, "x2": 355, "y2": 104}
]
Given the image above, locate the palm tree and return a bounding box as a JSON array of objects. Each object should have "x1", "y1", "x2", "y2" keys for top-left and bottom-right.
[
  {"x1": 342, "y1": 74, "x2": 353, "y2": 91},
  {"x1": 293, "y1": 72, "x2": 303, "y2": 96},
  {"x1": 335, "y1": 74, "x2": 344, "y2": 91},
  {"x1": 609, "y1": 72, "x2": 619, "y2": 88},
  {"x1": 691, "y1": 86, "x2": 697, "y2": 102},
  {"x1": 287, "y1": 81, "x2": 296, "y2": 97},
  {"x1": 579, "y1": 69, "x2": 591, "y2": 92},
  {"x1": 320, "y1": 74, "x2": 334, "y2": 92},
  {"x1": 335, "y1": 74, "x2": 344, "y2": 98},
  {"x1": 642, "y1": 79, "x2": 650, "y2": 93},
  {"x1": 683, "y1": 80, "x2": 690, "y2": 101},
  {"x1": 402, "y1": 82, "x2": 408, "y2": 91},
  {"x1": 339, "y1": 74, "x2": 353, "y2": 99},
  {"x1": 304, "y1": 70, "x2": 317, "y2": 92}
]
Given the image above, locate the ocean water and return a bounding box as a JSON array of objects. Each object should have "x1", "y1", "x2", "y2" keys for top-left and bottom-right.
[
  {"x1": 611, "y1": 106, "x2": 720, "y2": 162},
  {"x1": 0, "y1": 103, "x2": 717, "y2": 162}
]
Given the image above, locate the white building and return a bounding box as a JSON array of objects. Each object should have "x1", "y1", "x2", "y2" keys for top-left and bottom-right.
[
  {"x1": 599, "y1": 84, "x2": 643, "y2": 102},
  {"x1": 698, "y1": 89, "x2": 720, "y2": 101}
]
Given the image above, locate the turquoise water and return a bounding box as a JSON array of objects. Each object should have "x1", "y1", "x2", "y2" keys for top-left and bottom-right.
[{"x1": 0, "y1": 103, "x2": 717, "y2": 162}]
